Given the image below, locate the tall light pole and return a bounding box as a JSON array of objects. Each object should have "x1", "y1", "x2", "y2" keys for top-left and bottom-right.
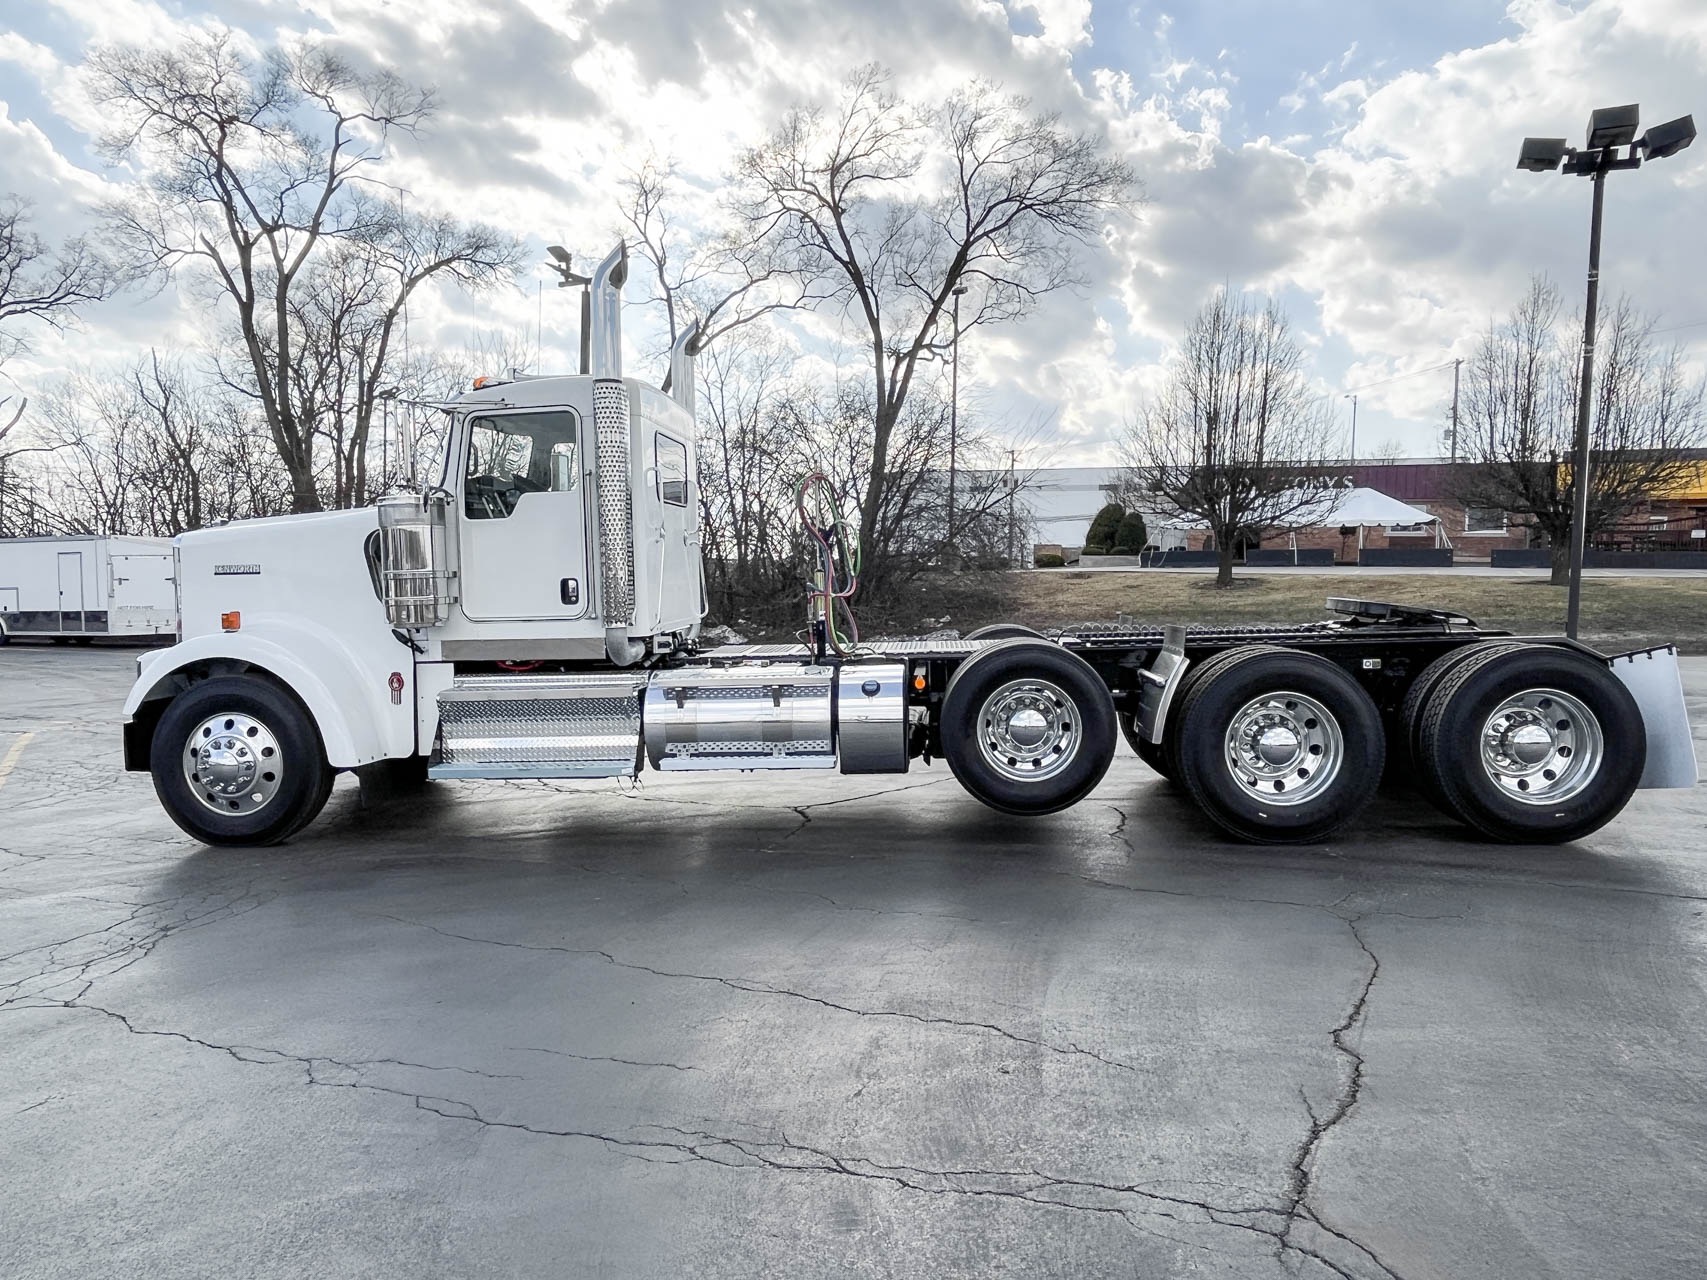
[
  {"x1": 1343, "y1": 393, "x2": 1357, "y2": 471},
  {"x1": 1517, "y1": 105, "x2": 1695, "y2": 638},
  {"x1": 545, "y1": 245, "x2": 594, "y2": 375},
  {"x1": 947, "y1": 284, "x2": 968, "y2": 549}
]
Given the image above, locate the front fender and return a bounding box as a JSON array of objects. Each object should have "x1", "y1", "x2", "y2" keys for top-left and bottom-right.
[{"x1": 123, "y1": 622, "x2": 414, "y2": 769}]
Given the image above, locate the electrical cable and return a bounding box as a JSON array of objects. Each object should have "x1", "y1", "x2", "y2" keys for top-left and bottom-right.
[{"x1": 796, "y1": 471, "x2": 863, "y2": 658}]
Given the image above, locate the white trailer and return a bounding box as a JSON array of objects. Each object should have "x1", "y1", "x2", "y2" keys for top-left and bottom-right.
[
  {"x1": 117, "y1": 243, "x2": 1698, "y2": 848},
  {"x1": 0, "y1": 535, "x2": 176, "y2": 643}
]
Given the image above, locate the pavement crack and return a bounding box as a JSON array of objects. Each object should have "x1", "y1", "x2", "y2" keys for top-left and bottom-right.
[
  {"x1": 505, "y1": 1045, "x2": 700, "y2": 1072},
  {"x1": 372, "y1": 913, "x2": 1140, "y2": 1074},
  {"x1": 1277, "y1": 913, "x2": 1407, "y2": 1280},
  {"x1": 782, "y1": 777, "x2": 955, "y2": 840}
]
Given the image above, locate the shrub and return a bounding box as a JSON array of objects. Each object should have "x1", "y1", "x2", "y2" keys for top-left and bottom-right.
[
  {"x1": 1083, "y1": 503, "x2": 1125, "y2": 556},
  {"x1": 1112, "y1": 511, "x2": 1148, "y2": 555},
  {"x1": 1034, "y1": 553, "x2": 1065, "y2": 568}
]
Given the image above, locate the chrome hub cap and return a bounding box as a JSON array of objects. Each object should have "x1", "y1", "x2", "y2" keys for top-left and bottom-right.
[
  {"x1": 1479, "y1": 688, "x2": 1603, "y2": 805},
  {"x1": 977, "y1": 679, "x2": 1081, "y2": 782},
  {"x1": 1224, "y1": 691, "x2": 1343, "y2": 806},
  {"x1": 184, "y1": 712, "x2": 284, "y2": 815}
]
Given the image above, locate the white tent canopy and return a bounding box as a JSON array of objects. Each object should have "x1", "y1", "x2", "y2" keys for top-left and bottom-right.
[
  {"x1": 1288, "y1": 486, "x2": 1448, "y2": 551},
  {"x1": 1308, "y1": 486, "x2": 1439, "y2": 528}
]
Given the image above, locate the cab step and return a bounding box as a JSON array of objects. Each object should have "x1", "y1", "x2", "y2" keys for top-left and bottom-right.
[{"x1": 430, "y1": 673, "x2": 645, "y2": 780}]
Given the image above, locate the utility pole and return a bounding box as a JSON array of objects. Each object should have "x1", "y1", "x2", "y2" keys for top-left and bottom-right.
[
  {"x1": 1449, "y1": 358, "x2": 1461, "y2": 466},
  {"x1": 1007, "y1": 448, "x2": 1017, "y2": 567}
]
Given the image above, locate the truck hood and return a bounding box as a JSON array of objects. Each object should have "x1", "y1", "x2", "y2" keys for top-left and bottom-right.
[{"x1": 176, "y1": 507, "x2": 379, "y2": 550}]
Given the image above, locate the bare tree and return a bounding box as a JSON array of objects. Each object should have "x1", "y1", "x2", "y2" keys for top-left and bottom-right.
[
  {"x1": 1452, "y1": 277, "x2": 1707, "y2": 584},
  {"x1": 24, "y1": 355, "x2": 288, "y2": 535},
  {"x1": 0, "y1": 197, "x2": 112, "y2": 447},
  {"x1": 90, "y1": 32, "x2": 520, "y2": 513},
  {"x1": 1118, "y1": 290, "x2": 1338, "y2": 588},
  {"x1": 734, "y1": 67, "x2": 1134, "y2": 591},
  {"x1": 693, "y1": 327, "x2": 803, "y2": 623},
  {"x1": 617, "y1": 157, "x2": 828, "y2": 388}
]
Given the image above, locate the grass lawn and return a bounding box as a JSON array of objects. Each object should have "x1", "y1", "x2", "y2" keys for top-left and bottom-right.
[{"x1": 903, "y1": 571, "x2": 1707, "y2": 653}]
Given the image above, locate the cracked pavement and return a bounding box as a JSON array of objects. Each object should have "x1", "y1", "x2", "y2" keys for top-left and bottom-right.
[{"x1": 2, "y1": 647, "x2": 1706, "y2": 1279}]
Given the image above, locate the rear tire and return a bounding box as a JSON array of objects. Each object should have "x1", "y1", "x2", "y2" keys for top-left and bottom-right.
[
  {"x1": 941, "y1": 639, "x2": 1117, "y2": 815},
  {"x1": 1400, "y1": 642, "x2": 1525, "y2": 809},
  {"x1": 1174, "y1": 649, "x2": 1386, "y2": 844},
  {"x1": 150, "y1": 675, "x2": 334, "y2": 847},
  {"x1": 1417, "y1": 646, "x2": 1644, "y2": 844}
]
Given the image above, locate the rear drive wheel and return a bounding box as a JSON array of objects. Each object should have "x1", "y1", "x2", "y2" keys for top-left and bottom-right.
[
  {"x1": 941, "y1": 639, "x2": 1117, "y2": 815},
  {"x1": 1417, "y1": 646, "x2": 1644, "y2": 843},
  {"x1": 1174, "y1": 649, "x2": 1386, "y2": 843},
  {"x1": 1399, "y1": 641, "x2": 1525, "y2": 808},
  {"x1": 150, "y1": 675, "x2": 334, "y2": 846}
]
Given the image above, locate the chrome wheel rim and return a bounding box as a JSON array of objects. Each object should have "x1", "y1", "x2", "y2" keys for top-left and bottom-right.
[
  {"x1": 1223, "y1": 690, "x2": 1343, "y2": 807},
  {"x1": 183, "y1": 712, "x2": 284, "y2": 815},
  {"x1": 976, "y1": 678, "x2": 1082, "y2": 783},
  {"x1": 1479, "y1": 687, "x2": 1603, "y2": 805}
]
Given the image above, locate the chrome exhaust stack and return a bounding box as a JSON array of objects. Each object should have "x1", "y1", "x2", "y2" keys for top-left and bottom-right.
[
  {"x1": 589, "y1": 243, "x2": 628, "y2": 378},
  {"x1": 667, "y1": 321, "x2": 702, "y2": 417}
]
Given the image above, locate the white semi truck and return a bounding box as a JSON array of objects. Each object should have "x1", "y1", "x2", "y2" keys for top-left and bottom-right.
[
  {"x1": 119, "y1": 245, "x2": 1698, "y2": 848},
  {"x1": 1, "y1": 534, "x2": 175, "y2": 642}
]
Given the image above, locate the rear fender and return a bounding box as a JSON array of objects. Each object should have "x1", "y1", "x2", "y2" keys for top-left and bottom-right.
[{"x1": 122, "y1": 624, "x2": 413, "y2": 770}]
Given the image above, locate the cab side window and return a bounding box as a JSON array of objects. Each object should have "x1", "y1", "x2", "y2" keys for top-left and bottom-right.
[
  {"x1": 656, "y1": 433, "x2": 688, "y2": 507},
  {"x1": 465, "y1": 411, "x2": 579, "y2": 519}
]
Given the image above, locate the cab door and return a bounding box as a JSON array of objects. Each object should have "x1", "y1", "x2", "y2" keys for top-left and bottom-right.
[{"x1": 458, "y1": 409, "x2": 591, "y2": 621}]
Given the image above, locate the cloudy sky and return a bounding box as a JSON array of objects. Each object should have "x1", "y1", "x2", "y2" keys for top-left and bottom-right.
[{"x1": 2, "y1": 0, "x2": 1704, "y2": 464}]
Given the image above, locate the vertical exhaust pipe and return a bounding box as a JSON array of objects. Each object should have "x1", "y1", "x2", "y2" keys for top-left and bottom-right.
[
  {"x1": 667, "y1": 321, "x2": 702, "y2": 417},
  {"x1": 589, "y1": 243, "x2": 628, "y2": 378},
  {"x1": 588, "y1": 242, "x2": 644, "y2": 666}
]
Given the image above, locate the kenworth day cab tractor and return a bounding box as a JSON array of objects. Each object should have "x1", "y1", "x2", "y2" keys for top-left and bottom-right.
[{"x1": 121, "y1": 245, "x2": 1698, "y2": 848}]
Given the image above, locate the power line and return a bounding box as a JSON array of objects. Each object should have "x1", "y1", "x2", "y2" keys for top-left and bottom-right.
[
  {"x1": 1653, "y1": 318, "x2": 1707, "y2": 334},
  {"x1": 1343, "y1": 360, "x2": 1457, "y2": 395}
]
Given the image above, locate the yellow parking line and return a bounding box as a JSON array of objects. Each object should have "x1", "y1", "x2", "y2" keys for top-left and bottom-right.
[{"x1": 0, "y1": 732, "x2": 34, "y2": 793}]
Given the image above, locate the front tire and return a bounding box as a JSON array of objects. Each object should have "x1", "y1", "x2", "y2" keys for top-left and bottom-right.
[
  {"x1": 1174, "y1": 649, "x2": 1386, "y2": 843},
  {"x1": 150, "y1": 675, "x2": 334, "y2": 846},
  {"x1": 1416, "y1": 646, "x2": 1644, "y2": 843},
  {"x1": 941, "y1": 639, "x2": 1117, "y2": 815}
]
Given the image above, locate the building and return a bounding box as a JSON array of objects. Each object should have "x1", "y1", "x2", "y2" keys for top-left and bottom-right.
[{"x1": 1017, "y1": 456, "x2": 1707, "y2": 563}]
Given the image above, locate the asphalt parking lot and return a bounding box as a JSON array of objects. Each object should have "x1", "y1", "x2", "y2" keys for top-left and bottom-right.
[{"x1": 3, "y1": 646, "x2": 1705, "y2": 1280}]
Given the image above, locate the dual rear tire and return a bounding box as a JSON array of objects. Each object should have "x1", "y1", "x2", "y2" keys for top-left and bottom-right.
[
  {"x1": 1168, "y1": 647, "x2": 1386, "y2": 843},
  {"x1": 1405, "y1": 645, "x2": 1644, "y2": 843}
]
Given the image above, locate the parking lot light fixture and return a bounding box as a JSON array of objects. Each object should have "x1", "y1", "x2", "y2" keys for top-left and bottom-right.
[{"x1": 1516, "y1": 102, "x2": 1696, "y2": 638}]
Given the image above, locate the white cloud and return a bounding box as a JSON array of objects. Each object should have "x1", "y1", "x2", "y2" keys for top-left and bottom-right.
[{"x1": 1, "y1": 0, "x2": 1703, "y2": 466}]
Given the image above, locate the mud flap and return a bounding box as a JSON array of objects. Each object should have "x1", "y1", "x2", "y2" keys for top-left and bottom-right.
[{"x1": 1608, "y1": 645, "x2": 1699, "y2": 789}]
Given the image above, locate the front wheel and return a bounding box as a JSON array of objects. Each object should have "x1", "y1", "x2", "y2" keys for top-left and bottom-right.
[
  {"x1": 941, "y1": 639, "x2": 1117, "y2": 815},
  {"x1": 150, "y1": 675, "x2": 334, "y2": 846}
]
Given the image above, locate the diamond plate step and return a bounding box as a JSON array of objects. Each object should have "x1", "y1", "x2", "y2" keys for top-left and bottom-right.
[{"x1": 432, "y1": 673, "x2": 644, "y2": 779}]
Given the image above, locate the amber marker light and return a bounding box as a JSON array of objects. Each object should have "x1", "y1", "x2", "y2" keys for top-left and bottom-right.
[{"x1": 221, "y1": 611, "x2": 241, "y2": 632}]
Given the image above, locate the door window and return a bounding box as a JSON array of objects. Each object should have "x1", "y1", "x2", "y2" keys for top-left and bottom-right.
[
  {"x1": 656, "y1": 433, "x2": 689, "y2": 507},
  {"x1": 465, "y1": 411, "x2": 579, "y2": 519}
]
